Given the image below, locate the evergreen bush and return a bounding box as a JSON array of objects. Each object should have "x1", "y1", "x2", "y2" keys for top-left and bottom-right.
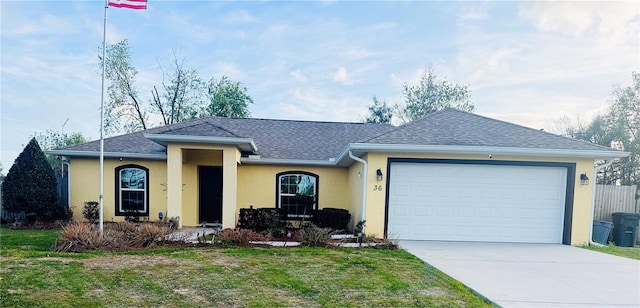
[{"x1": 1, "y1": 138, "x2": 59, "y2": 220}]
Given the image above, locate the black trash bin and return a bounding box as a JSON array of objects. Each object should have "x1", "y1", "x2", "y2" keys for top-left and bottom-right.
[{"x1": 611, "y1": 212, "x2": 640, "y2": 247}]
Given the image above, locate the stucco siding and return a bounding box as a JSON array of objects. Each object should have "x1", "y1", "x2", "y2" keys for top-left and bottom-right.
[
  {"x1": 236, "y1": 164, "x2": 351, "y2": 220},
  {"x1": 166, "y1": 144, "x2": 238, "y2": 227},
  {"x1": 67, "y1": 149, "x2": 597, "y2": 245},
  {"x1": 364, "y1": 152, "x2": 596, "y2": 245},
  {"x1": 348, "y1": 162, "x2": 365, "y2": 231},
  {"x1": 68, "y1": 158, "x2": 167, "y2": 222},
  {"x1": 180, "y1": 149, "x2": 223, "y2": 226}
]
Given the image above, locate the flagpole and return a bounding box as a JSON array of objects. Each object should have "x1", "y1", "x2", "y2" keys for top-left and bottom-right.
[{"x1": 99, "y1": 0, "x2": 109, "y2": 235}]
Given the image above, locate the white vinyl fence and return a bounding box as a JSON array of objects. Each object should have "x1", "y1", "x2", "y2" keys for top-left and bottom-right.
[{"x1": 593, "y1": 184, "x2": 640, "y2": 244}]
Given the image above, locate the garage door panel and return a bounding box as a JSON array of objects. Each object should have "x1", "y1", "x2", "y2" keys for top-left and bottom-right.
[{"x1": 388, "y1": 163, "x2": 567, "y2": 244}]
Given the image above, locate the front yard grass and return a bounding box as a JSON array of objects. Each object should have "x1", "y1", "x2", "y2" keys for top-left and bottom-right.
[
  {"x1": 0, "y1": 227, "x2": 491, "y2": 307},
  {"x1": 582, "y1": 243, "x2": 640, "y2": 260}
]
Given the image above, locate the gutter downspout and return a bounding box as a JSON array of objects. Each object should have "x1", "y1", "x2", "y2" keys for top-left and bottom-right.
[
  {"x1": 348, "y1": 150, "x2": 367, "y2": 233},
  {"x1": 589, "y1": 160, "x2": 615, "y2": 247}
]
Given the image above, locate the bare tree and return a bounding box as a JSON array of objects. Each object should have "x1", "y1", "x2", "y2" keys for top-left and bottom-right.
[
  {"x1": 102, "y1": 40, "x2": 252, "y2": 134},
  {"x1": 150, "y1": 51, "x2": 205, "y2": 125}
]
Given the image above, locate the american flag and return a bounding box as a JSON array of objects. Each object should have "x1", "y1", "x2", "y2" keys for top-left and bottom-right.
[{"x1": 108, "y1": 0, "x2": 147, "y2": 10}]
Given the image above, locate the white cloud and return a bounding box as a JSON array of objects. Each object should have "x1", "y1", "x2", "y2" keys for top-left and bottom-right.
[
  {"x1": 332, "y1": 67, "x2": 352, "y2": 85},
  {"x1": 164, "y1": 12, "x2": 215, "y2": 43},
  {"x1": 223, "y1": 10, "x2": 255, "y2": 24},
  {"x1": 290, "y1": 69, "x2": 307, "y2": 82},
  {"x1": 2, "y1": 12, "x2": 75, "y2": 37},
  {"x1": 267, "y1": 88, "x2": 366, "y2": 122},
  {"x1": 519, "y1": 1, "x2": 639, "y2": 46},
  {"x1": 457, "y1": 6, "x2": 489, "y2": 24},
  {"x1": 210, "y1": 61, "x2": 246, "y2": 80}
]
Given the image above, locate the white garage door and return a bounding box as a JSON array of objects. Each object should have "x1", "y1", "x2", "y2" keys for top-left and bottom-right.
[{"x1": 387, "y1": 162, "x2": 567, "y2": 243}]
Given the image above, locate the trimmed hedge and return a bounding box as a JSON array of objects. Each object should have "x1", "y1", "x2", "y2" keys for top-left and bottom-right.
[
  {"x1": 238, "y1": 208, "x2": 288, "y2": 230},
  {"x1": 238, "y1": 207, "x2": 351, "y2": 232},
  {"x1": 316, "y1": 208, "x2": 351, "y2": 231}
]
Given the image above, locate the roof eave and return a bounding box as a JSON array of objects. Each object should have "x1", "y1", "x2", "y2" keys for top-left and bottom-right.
[
  {"x1": 143, "y1": 134, "x2": 258, "y2": 152},
  {"x1": 335, "y1": 143, "x2": 630, "y2": 166},
  {"x1": 46, "y1": 150, "x2": 167, "y2": 160},
  {"x1": 240, "y1": 157, "x2": 336, "y2": 166}
]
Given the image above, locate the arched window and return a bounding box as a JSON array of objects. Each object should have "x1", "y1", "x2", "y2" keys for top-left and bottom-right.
[
  {"x1": 115, "y1": 165, "x2": 149, "y2": 216},
  {"x1": 276, "y1": 171, "x2": 318, "y2": 218}
]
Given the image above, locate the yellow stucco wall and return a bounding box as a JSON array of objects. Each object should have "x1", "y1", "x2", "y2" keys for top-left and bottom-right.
[
  {"x1": 363, "y1": 152, "x2": 597, "y2": 245},
  {"x1": 68, "y1": 158, "x2": 167, "y2": 222},
  {"x1": 166, "y1": 144, "x2": 238, "y2": 227},
  {"x1": 236, "y1": 165, "x2": 351, "y2": 220},
  {"x1": 348, "y1": 162, "x2": 365, "y2": 232},
  {"x1": 68, "y1": 148, "x2": 597, "y2": 245},
  {"x1": 180, "y1": 149, "x2": 223, "y2": 226}
]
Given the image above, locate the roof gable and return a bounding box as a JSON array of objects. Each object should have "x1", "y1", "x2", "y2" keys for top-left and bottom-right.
[{"x1": 363, "y1": 109, "x2": 615, "y2": 152}]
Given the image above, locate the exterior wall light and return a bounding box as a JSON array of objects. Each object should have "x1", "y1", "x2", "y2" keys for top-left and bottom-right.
[
  {"x1": 580, "y1": 173, "x2": 589, "y2": 185},
  {"x1": 376, "y1": 169, "x2": 383, "y2": 181}
]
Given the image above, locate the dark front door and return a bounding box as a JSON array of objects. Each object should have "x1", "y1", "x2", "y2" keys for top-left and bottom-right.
[{"x1": 198, "y1": 166, "x2": 223, "y2": 224}]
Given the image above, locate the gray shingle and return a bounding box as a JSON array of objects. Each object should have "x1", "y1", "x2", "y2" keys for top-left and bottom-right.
[
  {"x1": 59, "y1": 117, "x2": 395, "y2": 160},
  {"x1": 58, "y1": 109, "x2": 618, "y2": 160},
  {"x1": 364, "y1": 109, "x2": 615, "y2": 151}
]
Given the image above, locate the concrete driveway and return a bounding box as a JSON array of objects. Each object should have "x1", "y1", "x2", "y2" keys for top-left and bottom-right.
[{"x1": 400, "y1": 241, "x2": 640, "y2": 307}]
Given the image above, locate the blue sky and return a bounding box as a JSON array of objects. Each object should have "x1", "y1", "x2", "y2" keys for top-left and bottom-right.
[{"x1": 1, "y1": 0, "x2": 638, "y2": 170}]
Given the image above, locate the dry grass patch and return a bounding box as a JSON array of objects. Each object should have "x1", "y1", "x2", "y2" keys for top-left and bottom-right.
[
  {"x1": 80, "y1": 255, "x2": 191, "y2": 270},
  {"x1": 1, "y1": 227, "x2": 492, "y2": 307}
]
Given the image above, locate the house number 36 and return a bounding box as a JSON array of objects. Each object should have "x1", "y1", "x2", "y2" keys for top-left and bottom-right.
[{"x1": 373, "y1": 185, "x2": 383, "y2": 191}]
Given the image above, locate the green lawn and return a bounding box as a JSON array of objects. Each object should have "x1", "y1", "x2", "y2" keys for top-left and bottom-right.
[
  {"x1": 0, "y1": 227, "x2": 491, "y2": 307},
  {"x1": 582, "y1": 243, "x2": 640, "y2": 260}
]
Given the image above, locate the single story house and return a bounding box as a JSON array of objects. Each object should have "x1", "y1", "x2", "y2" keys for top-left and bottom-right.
[{"x1": 49, "y1": 109, "x2": 628, "y2": 245}]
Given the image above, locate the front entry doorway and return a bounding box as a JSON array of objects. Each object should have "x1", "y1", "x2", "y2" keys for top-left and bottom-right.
[{"x1": 198, "y1": 166, "x2": 223, "y2": 224}]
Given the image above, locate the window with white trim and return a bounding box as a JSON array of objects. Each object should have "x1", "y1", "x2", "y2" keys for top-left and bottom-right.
[
  {"x1": 115, "y1": 165, "x2": 149, "y2": 216},
  {"x1": 277, "y1": 171, "x2": 318, "y2": 218}
]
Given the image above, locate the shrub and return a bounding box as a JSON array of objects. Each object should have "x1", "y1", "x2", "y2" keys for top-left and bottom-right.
[
  {"x1": 300, "y1": 223, "x2": 335, "y2": 247},
  {"x1": 82, "y1": 201, "x2": 99, "y2": 224},
  {"x1": 354, "y1": 220, "x2": 366, "y2": 235},
  {"x1": 54, "y1": 221, "x2": 176, "y2": 252},
  {"x1": 124, "y1": 210, "x2": 141, "y2": 223},
  {"x1": 54, "y1": 222, "x2": 102, "y2": 252},
  {"x1": 216, "y1": 228, "x2": 269, "y2": 246},
  {"x1": 1, "y1": 138, "x2": 58, "y2": 220},
  {"x1": 132, "y1": 223, "x2": 170, "y2": 247},
  {"x1": 239, "y1": 207, "x2": 287, "y2": 230},
  {"x1": 167, "y1": 216, "x2": 179, "y2": 229},
  {"x1": 315, "y1": 208, "x2": 351, "y2": 231}
]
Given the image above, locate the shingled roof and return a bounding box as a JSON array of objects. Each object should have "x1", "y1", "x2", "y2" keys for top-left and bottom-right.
[
  {"x1": 53, "y1": 109, "x2": 624, "y2": 162},
  {"x1": 363, "y1": 109, "x2": 616, "y2": 151},
  {"x1": 56, "y1": 116, "x2": 395, "y2": 161}
]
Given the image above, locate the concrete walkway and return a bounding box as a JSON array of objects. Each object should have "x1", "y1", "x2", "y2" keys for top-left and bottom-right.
[{"x1": 400, "y1": 241, "x2": 640, "y2": 307}]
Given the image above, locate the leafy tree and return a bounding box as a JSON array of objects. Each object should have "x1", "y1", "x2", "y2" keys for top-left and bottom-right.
[
  {"x1": 363, "y1": 96, "x2": 393, "y2": 124},
  {"x1": 103, "y1": 39, "x2": 148, "y2": 134},
  {"x1": 34, "y1": 130, "x2": 87, "y2": 172},
  {"x1": 397, "y1": 67, "x2": 474, "y2": 123},
  {"x1": 550, "y1": 114, "x2": 617, "y2": 146},
  {"x1": 603, "y1": 71, "x2": 640, "y2": 185},
  {"x1": 204, "y1": 76, "x2": 253, "y2": 118},
  {"x1": 551, "y1": 72, "x2": 639, "y2": 185},
  {"x1": 1, "y1": 138, "x2": 58, "y2": 219},
  {"x1": 102, "y1": 40, "x2": 251, "y2": 134}
]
